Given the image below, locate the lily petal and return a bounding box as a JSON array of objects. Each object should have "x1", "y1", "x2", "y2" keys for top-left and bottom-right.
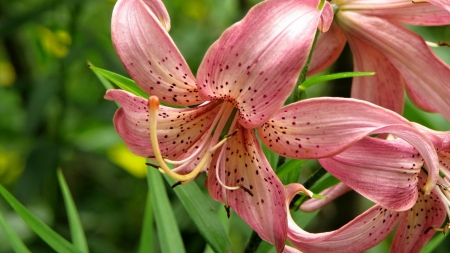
[
  {"x1": 391, "y1": 173, "x2": 447, "y2": 253},
  {"x1": 112, "y1": 0, "x2": 201, "y2": 105},
  {"x1": 258, "y1": 97, "x2": 410, "y2": 159},
  {"x1": 197, "y1": 0, "x2": 330, "y2": 129},
  {"x1": 258, "y1": 98, "x2": 440, "y2": 193},
  {"x1": 415, "y1": 0, "x2": 450, "y2": 17},
  {"x1": 318, "y1": 1, "x2": 334, "y2": 32},
  {"x1": 347, "y1": 35, "x2": 405, "y2": 115},
  {"x1": 286, "y1": 184, "x2": 400, "y2": 253},
  {"x1": 142, "y1": 0, "x2": 170, "y2": 31},
  {"x1": 206, "y1": 126, "x2": 287, "y2": 252},
  {"x1": 308, "y1": 23, "x2": 347, "y2": 75},
  {"x1": 319, "y1": 137, "x2": 422, "y2": 211},
  {"x1": 340, "y1": 0, "x2": 450, "y2": 25},
  {"x1": 105, "y1": 89, "x2": 220, "y2": 158},
  {"x1": 336, "y1": 11, "x2": 450, "y2": 120}
]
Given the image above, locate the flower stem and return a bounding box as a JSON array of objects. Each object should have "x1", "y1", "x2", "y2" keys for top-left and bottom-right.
[
  {"x1": 243, "y1": 231, "x2": 262, "y2": 253},
  {"x1": 292, "y1": 29, "x2": 320, "y2": 102}
]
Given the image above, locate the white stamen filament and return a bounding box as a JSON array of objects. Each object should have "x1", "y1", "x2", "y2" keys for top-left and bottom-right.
[
  {"x1": 148, "y1": 96, "x2": 236, "y2": 183},
  {"x1": 163, "y1": 103, "x2": 228, "y2": 166},
  {"x1": 214, "y1": 143, "x2": 241, "y2": 191}
]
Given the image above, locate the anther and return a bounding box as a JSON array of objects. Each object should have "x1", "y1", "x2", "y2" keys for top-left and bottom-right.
[
  {"x1": 438, "y1": 41, "x2": 450, "y2": 47},
  {"x1": 239, "y1": 184, "x2": 254, "y2": 197},
  {"x1": 145, "y1": 162, "x2": 160, "y2": 170},
  {"x1": 432, "y1": 223, "x2": 450, "y2": 235},
  {"x1": 437, "y1": 183, "x2": 449, "y2": 191},
  {"x1": 171, "y1": 181, "x2": 182, "y2": 188},
  {"x1": 224, "y1": 205, "x2": 231, "y2": 219}
]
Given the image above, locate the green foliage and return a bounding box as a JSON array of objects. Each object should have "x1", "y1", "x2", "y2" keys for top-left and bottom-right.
[{"x1": 0, "y1": 184, "x2": 83, "y2": 253}]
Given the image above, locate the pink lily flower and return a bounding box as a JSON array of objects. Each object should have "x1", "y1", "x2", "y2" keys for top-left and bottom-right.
[
  {"x1": 105, "y1": 0, "x2": 332, "y2": 250},
  {"x1": 285, "y1": 170, "x2": 447, "y2": 253},
  {"x1": 308, "y1": 0, "x2": 450, "y2": 120},
  {"x1": 258, "y1": 97, "x2": 440, "y2": 199},
  {"x1": 288, "y1": 124, "x2": 450, "y2": 252},
  {"x1": 287, "y1": 130, "x2": 450, "y2": 252}
]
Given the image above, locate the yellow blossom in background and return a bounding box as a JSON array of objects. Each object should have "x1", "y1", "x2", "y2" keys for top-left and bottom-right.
[
  {"x1": 0, "y1": 61, "x2": 16, "y2": 87},
  {"x1": 107, "y1": 143, "x2": 147, "y2": 178},
  {"x1": 183, "y1": 0, "x2": 208, "y2": 20},
  {"x1": 0, "y1": 147, "x2": 25, "y2": 185},
  {"x1": 37, "y1": 26, "x2": 72, "y2": 58}
]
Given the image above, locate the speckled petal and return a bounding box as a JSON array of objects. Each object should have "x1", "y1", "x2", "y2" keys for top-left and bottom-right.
[
  {"x1": 112, "y1": 0, "x2": 202, "y2": 105},
  {"x1": 339, "y1": 0, "x2": 450, "y2": 25},
  {"x1": 142, "y1": 0, "x2": 170, "y2": 31},
  {"x1": 308, "y1": 23, "x2": 347, "y2": 75},
  {"x1": 258, "y1": 98, "x2": 440, "y2": 194},
  {"x1": 197, "y1": 0, "x2": 330, "y2": 129},
  {"x1": 105, "y1": 89, "x2": 220, "y2": 158},
  {"x1": 347, "y1": 35, "x2": 405, "y2": 115},
  {"x1": 286, "y1": 183, "x2": 400, "y2": 253},
  {"x1": 258, "y1": 98, "x2": 410, "y2": 159},
  {"x1": 206, "y1": 126, "x2": 287, "y2": 252},
  {"x1": 336, "y1": 11, "x2": 450, "y2": 120},
  {"x1": 319, "y1": 137, "x2": 421, "y2": 211},
  {"x1": 391, "y1": 172, "x2": 447, "y2": 253}
]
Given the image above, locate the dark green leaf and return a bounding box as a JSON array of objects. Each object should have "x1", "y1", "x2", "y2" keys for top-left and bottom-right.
[
  {"x1": 164, "y1": 175, "x2": 235, "y2": 253},
  {"x1": 0, "y1": 184, "x2": 82, "y2": 253},
  {"x1": 88, "y1": 62, "x2": 148, "y2": 98},
  {"x1": 57, "y1": 169, "x2": 89, "y2": 253},
  {"x1": 147, "y1": 168, "x2": 186, "y2": 253},
  {"x1": 0, "y1": 210, "x2": 31, "y2": 253},
  {"x1": 138, "y1": 193, "x2": 155, "y2": 253},
  {"x1": 300, "y1": 72, "x2": 375, "y2": 91}
]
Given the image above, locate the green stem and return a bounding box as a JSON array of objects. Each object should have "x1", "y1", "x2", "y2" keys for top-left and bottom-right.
[
  {"x1": 292, "y1": 29, "x2": 320, "y2": 102},
  {"x1": 243, "y1": 231, "x2": 262, "y2": 253}
]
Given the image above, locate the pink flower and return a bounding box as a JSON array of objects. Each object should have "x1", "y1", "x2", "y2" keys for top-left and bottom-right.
[
  {"x1": 309, "y1": 0, "x2": 450, "y2": 120},
  {"x1": 105, "y1": 0, "x2": 332, "y2": 250},
  {"x1": 287, "y1": 124, "x2": 450, "y2": 252}
]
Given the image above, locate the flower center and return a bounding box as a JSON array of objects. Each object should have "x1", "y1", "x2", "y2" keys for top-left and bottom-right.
[{"x1": 147, "y1": 96, "x2": 239, "y2": 185}]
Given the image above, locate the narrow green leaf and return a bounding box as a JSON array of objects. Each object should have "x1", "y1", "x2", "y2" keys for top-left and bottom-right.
[
  {"x1": 163, "y1": 175, "x2": 235, "y2": 253},
  {"x1": 0, "y1": 210, "x2": 31, "y2": 253},
  {"x1": 57, "y1": 169, "x2": 89, "y2": 253},
  {"x1": 88, "y1": 62, "x2": 148, "y2": 98},
  {"x1": 422, "y1": 233, "x2": 446, "y2": 253},
  {"x1": 138, "y1": 193, "x2": 155, "y2": 253},
  {"x1": 300, "y1": 72, "x2": 375, "y2": 91},
  {"x1": 262, "y1": 144, "x2": 279, "y2": 169},
  {"x1": 276, "y1": 159, "x2": 306, "y2": 179},
  {"x1": 0, "y1": 184, "x2": 82, "y2": 253},
  {"x1": 147, "y1": 168, "x2": 186, "y2": 253}
]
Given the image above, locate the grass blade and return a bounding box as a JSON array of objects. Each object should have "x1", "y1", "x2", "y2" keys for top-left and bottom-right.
[
  {"x1": 138, "y1": 193, "x2": 154, "y2": 253},
  {"x1": 0, "y1": 210, "x2": 31, "y2": 253},
  {"x1": 300, "y1": 72, "x2": 375, "y2": 91},
  {"x1": 164, "y1": 175, "x2": 234, "y2": 253},
  {"x1": 147, "y1": 168, "x2": 185, "y2": 253},
  {"x1": 0, "y1": 184, "x2": 82, "y2": 253},
  {"x1": 57, "y1": 169, "x2": 89, "y2": 253},
  {"x1": 88, "y1": 62, "x2": 148, "y2": 98}
]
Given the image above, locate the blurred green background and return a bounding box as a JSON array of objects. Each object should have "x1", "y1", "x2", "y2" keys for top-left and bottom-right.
[{"x1": 1, "y1": 0, "x2": 450, "y2": 252}]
